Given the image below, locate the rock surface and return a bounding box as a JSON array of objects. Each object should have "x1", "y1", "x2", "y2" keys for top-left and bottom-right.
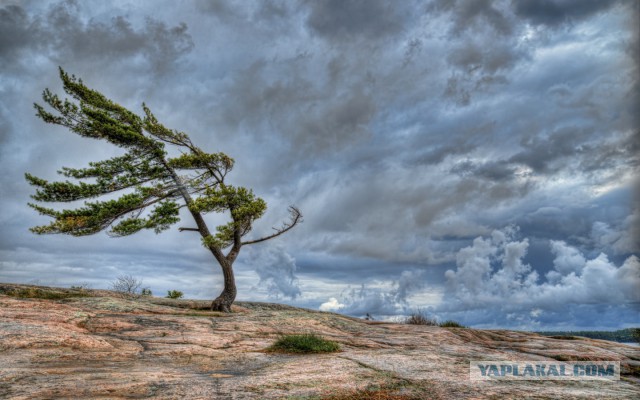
[{"x1": 0, "y1": 283, "x2": 638, "y2": 399}]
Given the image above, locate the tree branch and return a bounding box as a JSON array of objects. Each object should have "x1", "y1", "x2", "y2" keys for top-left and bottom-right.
[
  {"x1": 178, "y1": 227, "x2": 199, "y2": 232},
  {"x1": 241, "y1": 206, "x2": 302, "y2": 246},
  {"x1": 157, "y1": 158, "x2": 227, "y2": 265}
]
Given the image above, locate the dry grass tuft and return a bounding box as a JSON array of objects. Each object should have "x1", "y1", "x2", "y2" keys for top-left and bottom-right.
[{"x1": 405, "y1": 310, "x2": 437, "y2": 326}]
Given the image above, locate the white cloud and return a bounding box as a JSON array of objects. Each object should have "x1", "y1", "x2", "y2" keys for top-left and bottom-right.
[
  {"x1": 549, "y1": 240, "x2": 586, "y2": 277},
  {"x1": 319, "y1": 297, "x2": 345, "y2": 312},
  {"x1": 439, "y1": 227, "x2": 640, "y2": 328}
]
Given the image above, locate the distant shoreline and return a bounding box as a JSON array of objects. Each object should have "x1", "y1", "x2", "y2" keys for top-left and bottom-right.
[{"x1": 536, "y1": 328, "x2": 639, "y2": 344}]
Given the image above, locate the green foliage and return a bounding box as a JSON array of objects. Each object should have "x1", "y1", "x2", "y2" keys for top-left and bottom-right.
[
  {"x1": 28, "y1": 192, "x2": 163, "y2": 236},
  {"x1": 191, "y1": 185, "x2": 267, "y2": 248},
  {"x1": 166, "y1": 290, "x2": 184, "y2": 299},
  {"x1": 35, "y1": 70, "x2": 156, "y2": 152},
  {"x1": 141, "y1": 288, "x2": 153, "y2": 296},
  {"x1": 438, "y1": 320, "x2": 466, "y2": 328},
  {"x1": 267, "y1": 334, "x2": 340, "y2": 354},
  {"x1": 25, "y1": 68, "x2": 283, "y2": 249},
  {"x1": 167, "y1": 152, "x2": 234, "y2": 172},
  {"x1": 26, "y1": 69, "x2": 302, "y2": 312}
]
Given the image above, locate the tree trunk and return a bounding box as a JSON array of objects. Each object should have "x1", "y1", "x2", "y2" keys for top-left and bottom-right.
[{"x1": 211, "y1": 260, "x2": 237, "y2": 312}]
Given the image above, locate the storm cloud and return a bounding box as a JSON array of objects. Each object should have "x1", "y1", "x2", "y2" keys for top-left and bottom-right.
[{"x1": 0, "y1": 0, "x2": 637, "y2": 330}]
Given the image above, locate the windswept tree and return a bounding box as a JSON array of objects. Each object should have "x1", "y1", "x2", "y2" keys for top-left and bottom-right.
[{"x1": 25, "y1": 69, "x2": 302, "y2": 312}]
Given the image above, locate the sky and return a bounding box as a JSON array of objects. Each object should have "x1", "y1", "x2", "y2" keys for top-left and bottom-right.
[{"x1": 0, "y1": 0, "x2": 638, "y2": 331}]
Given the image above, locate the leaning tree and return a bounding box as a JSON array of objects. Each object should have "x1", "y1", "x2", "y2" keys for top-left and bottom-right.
[{"x1": 25, "y1": 68, "x2": 302, "y2": 312}]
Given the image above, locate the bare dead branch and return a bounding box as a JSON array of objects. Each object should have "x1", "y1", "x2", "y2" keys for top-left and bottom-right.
[
  {"x1": 178, "y1": 227, "x2": 200, "y2": 232},
  {"x1": 110, "y1": 274, "x2": 143, "y2": 298},
  {"x1": 241, "y1": 206, "x2": 303, "y2": 246}
]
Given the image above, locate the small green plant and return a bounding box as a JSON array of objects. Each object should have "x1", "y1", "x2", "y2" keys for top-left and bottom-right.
[
  {"x1": 141, "y1": 288, "x2": 153, "y2": 296},
  {"x1": 70, "y1": 283, "x2": 90, "y2": 290},
  {"x1": 405, "y1": 309, "x2": 437, "y2": 326},
  {"x1": 166, "y1": 290, "x2": 184, "y2": 299},
  {"x1": 438, "y1": 320, "x2": 466, "y2": 328},
  {"x1": 267, "y1": 334, "x2": 340, "y2": 354}
]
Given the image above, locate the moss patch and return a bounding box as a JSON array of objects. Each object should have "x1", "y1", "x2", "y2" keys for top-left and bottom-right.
[
  {"x1": 3, "y1": 287, "x2": 90, "y2": 300},
  {"x1": 267, "y1": 334, "x2": 340, "y2": 354}
]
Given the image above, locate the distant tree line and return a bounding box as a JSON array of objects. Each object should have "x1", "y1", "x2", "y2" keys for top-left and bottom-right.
[{"x1": 536, "y1": 328, "x2": 640, "y2": 343}]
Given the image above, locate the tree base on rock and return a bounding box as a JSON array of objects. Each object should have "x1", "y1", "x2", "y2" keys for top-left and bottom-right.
[{"x1": 211, "y1": 295, "x2": 233, "y2": 313}]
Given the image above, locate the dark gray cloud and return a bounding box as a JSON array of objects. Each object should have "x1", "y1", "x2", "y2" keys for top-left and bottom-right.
[
  {"x1": 513, "y1": 0, "x2": 622, "y2": 27},
  {"x1": 0, "y1": 0, "x2": 638, "y2": 330},
  {"x1": 509, "y1": 126, "x2": 592, "y2": 174},
  {"x1": 195, "y1": 0, "x2": 244, "y2": 19},
  {"x1": 429, "y1": 0, "x2": 514, "y2": 36},
  {"x1": 0, "y1": 5, "x2": 33, "y2": 63},
  {"x1": 425, "y1": 2, "x2": 532, "y2": 107},
  {"x1": 0, "y1": 1, "x2": 193, "y2": 74},
  {"x1": 450, "y1": 160, "x2": 517, "y2": 181},
  {"x1": 306, "y1": 0, "x2": 408, "y2": 41},
  {"x1": 210, "y1": 50, "x2": 380, "y2": 181},
  {"x1": 447, "y1": 40, "x2": 524, "y2": 74}
]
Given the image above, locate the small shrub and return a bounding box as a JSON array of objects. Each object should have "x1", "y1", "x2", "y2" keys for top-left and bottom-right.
[
  {"x1": 405, "y1": 310, "x2": 437, "y2": 326},
  {"x1": 141, "y1": 288, "x2": 153, "y2": 296},
  {"x1": 439, "y1": 320, "x2": 466, "y2": 328},
  {"x1": 166, "y1": 290, "x2": 184, "y2": 299},
  {"x1": 111, "y1": 274, "x2": 143, "y2": 297},
  {"x1": 70, "y1": 283, "x2": 91, "y2": 290},
  {"x1": 267, "y1": 334, "x2": 340, "y2": 354}
]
